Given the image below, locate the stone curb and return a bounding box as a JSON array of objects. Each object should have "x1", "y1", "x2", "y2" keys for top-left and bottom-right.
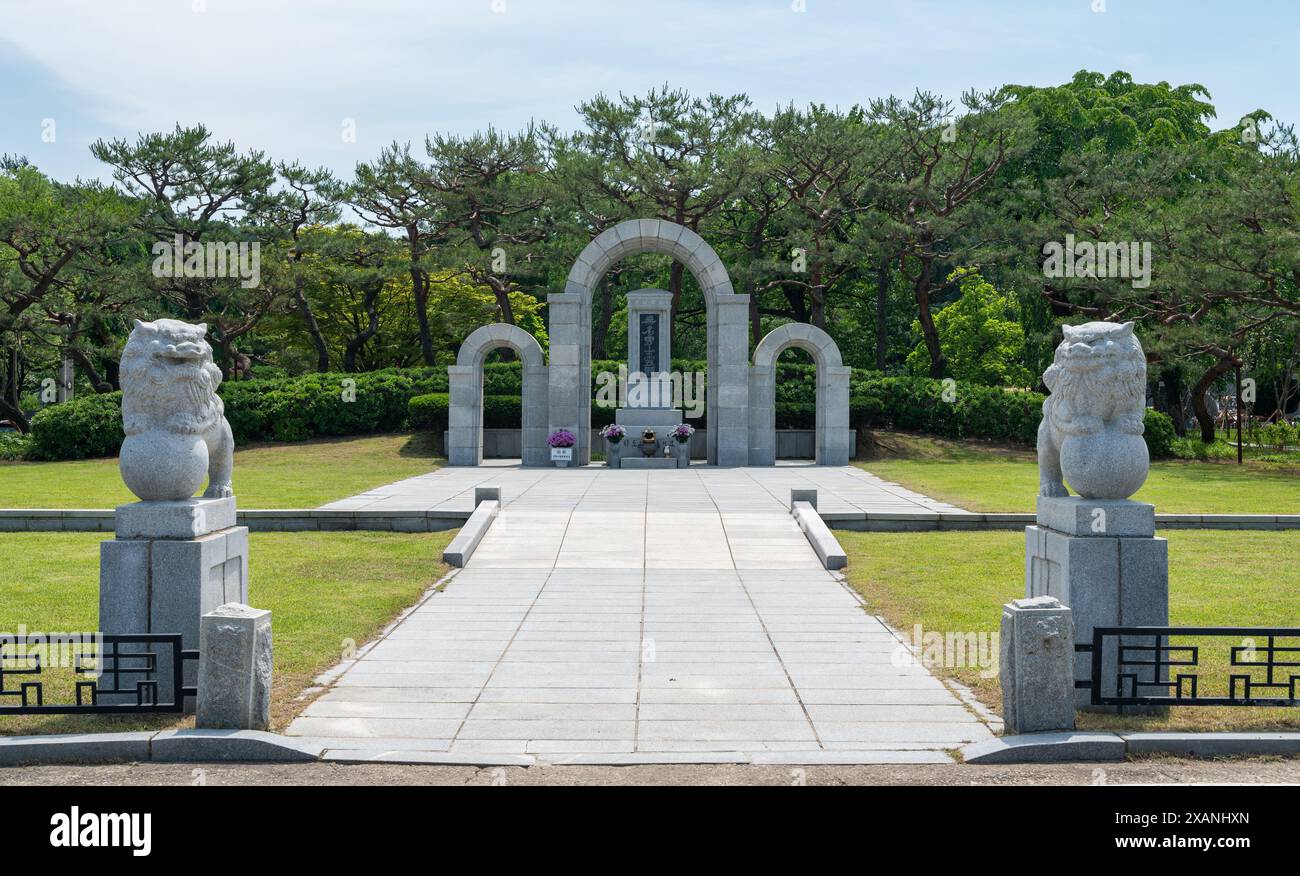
[
  {"x1": 0, "y1": 729, "x2": 321, "y2": 766},
  {"x1": 960, "y1": 732, "x2": 1126, "y2": 764},
  {"x1": 0, "y1": 732, "x2": 153, "y2": 766},
  {"x1": 960, "y1": 730, "x2": 1300, "y2": 764},
  {"x1": 441, "y1": 499, "x2": 500, "y2": 567},
  {"x1": 150, "y1": 729, "x2": 323, "y2": 762},
  {"x1": 0, "y1": 509, "x2": 469, "y2": 533},
  {"x1": 791, "y1": 500, "x2": 848, "y2": 570},
  {"x1": 3, "y1": 508, "x2": 1298, "y2": 533}
]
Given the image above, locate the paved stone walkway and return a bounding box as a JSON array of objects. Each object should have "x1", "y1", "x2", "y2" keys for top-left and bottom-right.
[
  {"x1": 287, "y1": 466, "x2": 992, "y2": 764},
  {"x1": 318, "y1": 461, "x2": 970, "y2": 516}
]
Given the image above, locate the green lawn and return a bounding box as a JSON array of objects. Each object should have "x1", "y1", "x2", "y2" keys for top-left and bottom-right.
[
  {"x1": 0, "y1": 432, "x2": 443, "y2": 509},
  {"x1": 856, "y1": 431, "x2": 1300, "y2": 514},
  {"x1": 0, "y1": 529, "x2": 455, "y2": 735},
  {"x1": 842, "y1": 528, "x2": 1300, "y2": 732}
]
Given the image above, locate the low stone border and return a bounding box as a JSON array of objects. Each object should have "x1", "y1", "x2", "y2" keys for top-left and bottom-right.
[
  {"x1": 823, "y1": 511, "x2": 1300, "y2": 532},
  {"x1": 442, "y1": 498, "x2": 500, "y2": 566},
  {"x1": 0, "y1": 509, "x2": 469, "y2": 533},
  {"x1": 5, "y1": 727, "x2": 1299, "y2": 767},
  {"x1": 3, "y1": 508, "x2": 1298, "y2": 533},
  {"x1": 0, "y1": 729, "x2": 323, "y2": 766},
  {"x1": 791, "y1": 500, "x2": 848, "y2": 570},
  {"x1": 960, "y1": 730, "x2": 1300, "y2": 764}
]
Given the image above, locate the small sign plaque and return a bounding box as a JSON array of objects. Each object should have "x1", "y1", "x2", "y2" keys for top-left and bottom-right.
[{"x1": 550, "y1": 447, "x2": 573, "y2": 461}]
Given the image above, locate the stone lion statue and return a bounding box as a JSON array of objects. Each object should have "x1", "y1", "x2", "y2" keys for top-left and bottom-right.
[
  {"x1": 119, "y1": 318, "x2": 234, "y2": 502},
  {"x1": 1038, "y1": 320, "x2": 1149, "y2": 501}
]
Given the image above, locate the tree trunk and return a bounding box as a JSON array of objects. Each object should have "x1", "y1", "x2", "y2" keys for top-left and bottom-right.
[
  {"x1": 1160, "y1": 368, "x2": 1186, "y2": 437},
  {"x1": 344, "y1": 286, "x2": 381, "y2": 373},
  {"x1": 68, "y1": 347, "x2": 111, "y2": 392},
  {"x1": 875, "y1": 252, "x2": 890, "y2": 371},
  {"x1": 809, "y1": 280, "x2": 826, "y2": 330},
  {"x1": 1, "y1": 346, "x2": 30, "y2": 433},
  {"x1": 1191, "y1": 355, "x2": 1235, "y2": 444},
  {"x1": 593, "y1": 276, "x2": 613, "y2": 360},
  {"x1": 749, "y1": 292, "x2": 761, "y2": 350},
  {"x1": 913, "y1": 257, "x2": 946, "y2": 378},
  {"x1": 408, "y1": 229, "x2": 435, "y2": 366},
  {"x1": 293, "y1": 278, "x2": 330, "y2": 372},
  {"x1": 668, "y1": 261, "x2": 685, "y2": 323}
]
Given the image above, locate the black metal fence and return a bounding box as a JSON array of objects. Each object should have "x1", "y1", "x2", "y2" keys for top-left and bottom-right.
[
  {"x1": 1076, "y1": 626, "x2": 1300, "y2": 708},
  {"x1": 0, "y1": 634, "x2": 198, "y2": 715}
]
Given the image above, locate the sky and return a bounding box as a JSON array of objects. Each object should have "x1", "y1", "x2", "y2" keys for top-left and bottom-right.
[{"x1": 2, "y1": 0, "x2": 1297, "y2": 183}]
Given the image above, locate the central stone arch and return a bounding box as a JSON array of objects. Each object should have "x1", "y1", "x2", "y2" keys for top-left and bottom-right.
[
  {"x1": 549, "y1": 219, "x2": 751, "y2": 465},
  {"x1": 749, "y1": 323, "x2": 852, "y2": 466},
  {"x1": 447, "y1": 323, "x2": 549, "y2": 466}
]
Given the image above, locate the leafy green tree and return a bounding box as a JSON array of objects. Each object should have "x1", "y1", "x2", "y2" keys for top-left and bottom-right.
[
  {"x1": 90, "y1": 125, "x2": 279, "y2": 376},
  {"x1": 906, "y1": 268, "x2": 1032, "y2": 386}
]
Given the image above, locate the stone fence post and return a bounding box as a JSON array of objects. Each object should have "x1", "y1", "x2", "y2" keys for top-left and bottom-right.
[
  {"x1": 196, "y1": 603, "x2": 272, "y2": 731},
  {"x1": 1000, "y1": 596, "x2": 1076, "y2": 734}
]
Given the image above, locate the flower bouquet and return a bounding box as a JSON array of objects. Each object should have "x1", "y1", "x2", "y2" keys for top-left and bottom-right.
[
  {"x1": 548, "y1": 429, "x2": 576, "y2": 466},
  {"x1": 599, "y1": 424, "x2": 626, "y2": 444},
  {"x1": 670, "y1": 423, "x2": 695, "y2": 444}
]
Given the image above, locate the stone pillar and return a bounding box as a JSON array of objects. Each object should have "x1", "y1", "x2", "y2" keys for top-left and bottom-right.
[
  {"x1": 100, "y1": 497, "x2": 249, "y2": 711},
  {"x1": 520, "y1": 362, "x2": 549, "y2": 467},
  {"x1": 196, "y1": 603, "x2": 272, "y2": 731},
  {"x1": 1000, "y1": 596, "x2": 1076, "y2": 734},
  {"x1": 817, "y1": 364, "x2": 852, "y2": 466},
  {"x1": 748, "y1": 365, "x2": 776, "y2": 466},
  {"x1": 1026, "y1": 496, "x2": 1168, "y2": 709},
  {"x1": 547, "y1": 292, "x2": 587, "y2": 465},
  {"x1": 625, "y1": 289, "x2": 674, "y2": 407},
  {"x1": 446, "y1": 365, "x2": 480, "y2": 466},
  {"x1": 712, "y1": 296, "x2": 751, "y2": 467}
]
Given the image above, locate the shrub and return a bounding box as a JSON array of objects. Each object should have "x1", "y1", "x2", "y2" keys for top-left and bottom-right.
[
  {"x1": 28, "y1": 392, "x2": 125, "y2": 460},
  {"x1": 408, "y1": 393, "x2": 449, "y2": 431},
  {"x1": 1142, "y1": 408, "x2": 1176, "y2": 459},
  {"x1": 847, "y1": 376, "x2": 1044, "y2": 445},
  {"x1": 0, "y1": 430, "x2": 32, "y2": 461},
  {"x1": 408, "y1": 393, "x2": 522, "y2": 433}
]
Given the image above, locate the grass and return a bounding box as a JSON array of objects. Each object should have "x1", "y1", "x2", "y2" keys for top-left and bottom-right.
[
  {"x1": 841, "y1": 528, "x2": 1300, "y2": 732},
  {"x1": 0, "y1": 529, "x2": 455, "y2": 736},
  {"x1": 0, "y1": 432, "x2": 443, "y2": 509},
  {"x1": 856, "y1": 431, "x2": 1300, "y2": 514}
]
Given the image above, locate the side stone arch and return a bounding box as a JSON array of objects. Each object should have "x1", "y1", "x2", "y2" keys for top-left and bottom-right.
[
  {"x1": 447, "y1": 323, "x2": 549, "y2": 466},
  {"x1": 548, "y1": 219, "x2": 751, "y2": 466},
  {"x1": 748, "y1": 323, "x2": 851, "y2": 466}
]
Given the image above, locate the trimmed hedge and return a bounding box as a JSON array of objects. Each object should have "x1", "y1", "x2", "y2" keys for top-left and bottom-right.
[
  {"x1": 408, "y1": 393, "x2": 522, "y2": 432},
  {"x1": 28, "y1": 391, "x2": 125, "y2": 461},
  {"x1": 23, "y1": 363, "x2": 1178, "y2": 462}
]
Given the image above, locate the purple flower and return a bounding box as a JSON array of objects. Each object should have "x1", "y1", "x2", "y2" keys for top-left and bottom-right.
[
  {"x1": 670, "y1": 423, "x2": 695, "y2": 442},
  {"x1": 548, "y1": 429, "x2": 576, "y2": 448},
  {"x1": 600, "y1": 424, "x2": 626, "y2": 442}
]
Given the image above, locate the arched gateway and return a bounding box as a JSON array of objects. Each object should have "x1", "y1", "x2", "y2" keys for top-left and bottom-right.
[
  {"x1": 749, "y1": 323, "x2": 852, "y2": 466},
  {"x1": 551, "y1": 219, "x2": 751, "y2": 466},
  {"x1": 447, "y1": 323, "x2": 549, "y2": 466},
  {"x1": 447, "y1": 220, "x2": 853, "y2": 468}
]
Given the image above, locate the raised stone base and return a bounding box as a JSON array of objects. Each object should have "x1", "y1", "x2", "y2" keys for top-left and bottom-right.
[
  {"x1": 1027, "y1": 511, "x2": 1167, "y2": 709},
  {"x1": 1035, "y1": 495, "x2": 1155, "y2": 538},
  {"x1": 115, "y1": 496, "x2": 236, "y2": 540},
  {"x1": 618, "y1": 457, "x2": 677, "y2": 469},
  {"x1": 615, "y1": 406, "x2": 684, "y2": 434},
  {"x1": 101, "y1": 506, "x2": 249, "y2": 711}
]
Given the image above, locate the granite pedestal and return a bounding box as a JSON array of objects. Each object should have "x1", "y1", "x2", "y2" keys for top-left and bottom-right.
[
  {"x1": 100, "y1": 497, "x2": 249, "y2": 711},
  {"x1": 1026, "y1": 496, "x2": 1167, "y2": 710}
]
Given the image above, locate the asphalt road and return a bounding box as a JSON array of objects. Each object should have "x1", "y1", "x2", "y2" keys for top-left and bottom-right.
[{"x1": 3, "y1": 757, "x2": 1299, "y2": 786}]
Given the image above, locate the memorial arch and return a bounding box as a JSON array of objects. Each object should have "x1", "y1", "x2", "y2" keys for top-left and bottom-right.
[
  {"x1": 550, "y1": 219, "x2": 751, "y2": 465},
  {"x1": 748, "y1": 322, "x2": 852, "y2": 466},
  {"x1": 447, "y1": 323, "x2": 549, "y2": 467}
]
